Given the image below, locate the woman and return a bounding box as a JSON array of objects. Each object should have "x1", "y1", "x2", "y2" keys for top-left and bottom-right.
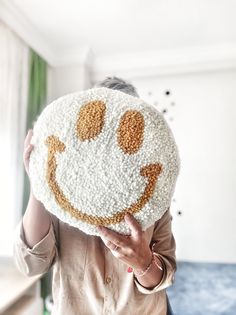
[{"x1": 14, "y1": 77, "x2": 176, "y2": 315}]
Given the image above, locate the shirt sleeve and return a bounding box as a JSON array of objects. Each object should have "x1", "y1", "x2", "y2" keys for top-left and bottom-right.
[
  {"x1": 13, "y1": 217, "x2": 58, "y2": 277},
  {"x1": 134, "y1": 208, "x2": 177, "y2": 294}
]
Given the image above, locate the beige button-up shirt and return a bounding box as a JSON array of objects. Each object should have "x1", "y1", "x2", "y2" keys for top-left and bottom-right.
[{"x1": 13, "y1": 209, "x2": 176, "y2": 315}]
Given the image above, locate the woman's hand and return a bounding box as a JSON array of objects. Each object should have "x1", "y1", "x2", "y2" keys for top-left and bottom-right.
[
  {"x1": 23, "y1": 129, "x2": 34, "y2": 177},
  {"x1": 22, "y1": 129, "x2": 52, "y2": 248},
  {"x1": 97, "y1": 213, "x2": 154, "y2": 271}
]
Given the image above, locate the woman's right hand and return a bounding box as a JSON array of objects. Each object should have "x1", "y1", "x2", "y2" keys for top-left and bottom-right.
[
  {"x1": 22, "y1": 129, "x2": 52, "y2": 248},
  {"x1": 23, "y1": 129, "x2": 34, "y2": 177}
]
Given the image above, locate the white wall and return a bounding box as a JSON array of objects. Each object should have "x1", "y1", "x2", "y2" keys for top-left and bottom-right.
[
  {"x1": 132, "y1": 70, "x2": 236, "y2": 263},
  {"x1": 47, "y1": 63, "x2": 92, "y2": 102}
]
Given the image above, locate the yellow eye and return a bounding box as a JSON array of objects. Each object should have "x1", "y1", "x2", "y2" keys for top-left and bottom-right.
[
  {"x1": 117, "y1": 110, "x2": 144, "y2": 154},
  {"x1": 76, "y1": 100, "x2": 106, "y2": 141}
]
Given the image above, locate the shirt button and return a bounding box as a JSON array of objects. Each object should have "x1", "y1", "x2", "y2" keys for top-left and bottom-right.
[{"x1": 105, "y1": 276, "x2": 112, "y2": 284}]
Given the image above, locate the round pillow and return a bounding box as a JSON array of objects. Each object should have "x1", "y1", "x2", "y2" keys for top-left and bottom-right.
[{"x1": 29, "y1": 87, "x2": 180, "y2": 235}]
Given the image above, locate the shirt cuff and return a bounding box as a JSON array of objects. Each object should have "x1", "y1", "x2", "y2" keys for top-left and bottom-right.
[
  {"x1": 13, "y1": 219, "x2": 57, "y2": 276},
  {"x1": 18, "y1": 220, "x2": 56, "y2": 255},
  {"x1": 133, "y1": 255, "x2": 173, "y2": 294}
]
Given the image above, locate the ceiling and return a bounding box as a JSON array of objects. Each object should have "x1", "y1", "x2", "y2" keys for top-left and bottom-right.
[
  {"x1": 6, "y1": 0, "x2": 236, "y2": 57},
  {"x1": 1, "y1": 0, "x2": 236, "y2": 77}
]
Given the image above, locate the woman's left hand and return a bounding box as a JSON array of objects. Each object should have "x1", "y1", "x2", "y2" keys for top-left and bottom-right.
[{"x1": 97, "y1": 213, "x2": 154, "y2": 270}]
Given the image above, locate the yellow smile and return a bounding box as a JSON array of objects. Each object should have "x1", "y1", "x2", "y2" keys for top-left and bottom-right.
[{"x1": 45, "y1": 135, "x2": 162, "y2": 226}]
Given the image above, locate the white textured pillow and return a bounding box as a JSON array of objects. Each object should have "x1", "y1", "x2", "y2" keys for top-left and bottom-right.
[{"x1": 29, "y1": 87, "x2": 180, "y2": 235}]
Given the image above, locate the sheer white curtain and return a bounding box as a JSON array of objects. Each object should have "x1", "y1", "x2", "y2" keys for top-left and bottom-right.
[{"x1": 0, "y1": 21, "x2": 29, "y2": 256}]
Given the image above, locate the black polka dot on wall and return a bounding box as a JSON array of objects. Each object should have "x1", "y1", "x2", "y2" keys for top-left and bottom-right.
[
  {"x1": 165, "y1": 90, "x2": 171, "y2": 96},
  {"x1": 144, "y1": 88, "x2": 176, "y2": 123},
  {"x1": 162, "y1": 109, "x2": 167, "y2": 114}
]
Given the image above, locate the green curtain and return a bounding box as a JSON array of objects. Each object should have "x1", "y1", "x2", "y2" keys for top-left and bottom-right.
[
  {"x1": 22, "y1": 49, "x2": 47, "y2": 215},
  {"x1": 22, "y1": 49, "x2": 50, "y2": 313},
  {"x1": 22, "y1": 49, "x2": 47, "y2": 214},
  {"x1": 26, "y1": 49, "x2": 47, "y2": 131}
]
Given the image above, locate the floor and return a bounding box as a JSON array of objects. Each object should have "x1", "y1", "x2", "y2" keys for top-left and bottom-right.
[{"x1": 167, "y1": 261, "x2": 236, "y2": 315}]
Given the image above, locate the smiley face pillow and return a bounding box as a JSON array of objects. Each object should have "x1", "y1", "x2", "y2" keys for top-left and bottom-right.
[{"x1": 29, "y1": 87, "x2": 180, "y2": 235}]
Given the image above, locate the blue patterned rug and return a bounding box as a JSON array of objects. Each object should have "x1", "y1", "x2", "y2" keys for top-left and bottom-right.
[{"x1": 167, "y1": 261, "x2": 236, "y2": 315}]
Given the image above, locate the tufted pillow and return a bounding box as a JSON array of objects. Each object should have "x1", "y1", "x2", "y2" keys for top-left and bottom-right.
[{"x1": 29, "y1": 87, "x2": 180, "y2": 235}]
